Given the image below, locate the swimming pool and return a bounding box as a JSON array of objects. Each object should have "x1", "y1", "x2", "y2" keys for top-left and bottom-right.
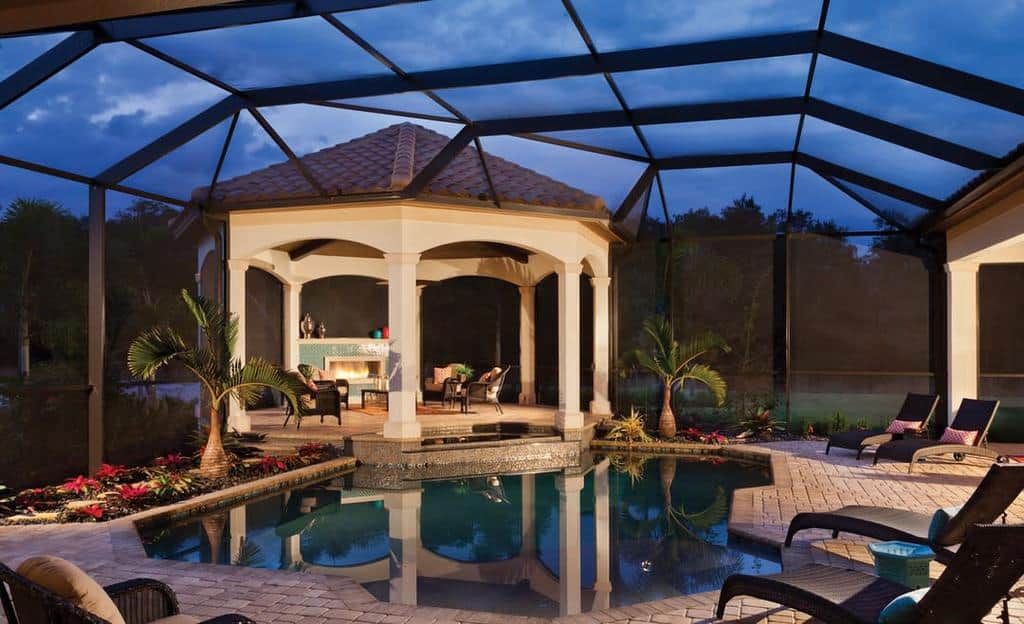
[{"x1": 140, "y1": 454, "x2": 779, "y2": 617}]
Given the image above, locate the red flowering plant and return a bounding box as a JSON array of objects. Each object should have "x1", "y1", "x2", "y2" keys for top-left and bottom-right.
[
  {"x1": 114, "y1": 484, "x2": 151, "y2": 505},
  {"x1": 95, "y1": 463, "x2": 128, "y2": 482},
  {"x1": 679, "y1": 427, "x2": 705, "y2": 442},
  {"x1": 701, "y1": 430, "x2": 728, "y2": 445},
  {"x1": 297, "y1": 442, "x2": 327, "y2": 458},
  {"x1": 61, "y1": 476, "x2": 101, "y2": 497},
  {"x1": 73, "y1": 504, "x2": 104, "y2": 522},
  {"x1": 154, "y1": 453, "x2": 193, "y2": 472},
  {"x1": 258, "y1": 455, "x2": 287, "y2": 474}
]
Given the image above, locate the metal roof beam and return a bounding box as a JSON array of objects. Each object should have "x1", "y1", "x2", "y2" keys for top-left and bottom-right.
[
  {"x1": 0, "y1": 30, "x2": 98, "y2": 110},
  {"x1": 613, "y1": 165, "x2": 656, "y2": 222},
  {"x1": 795, "y1": 153, "x2": 943, "y2": 210},
  {"x1": 657, "y1": 152, "x2": 792, "y2": 169},
  {"x1": 242, "y1": 31, "x2": 818, "y2": 106},
  {"x1": 820, "y1": 32, "x2": 1024, "y2": 116},
  {"x1": 403, "y1": 126, "x2": 475, "y2": 197},
  {"x1": 95, "y1": 94, "x2": 243, "y2": 185}
]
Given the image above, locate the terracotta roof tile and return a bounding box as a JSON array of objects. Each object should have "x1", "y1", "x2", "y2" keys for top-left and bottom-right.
[{"x1": 192, "y1": 123, "x2": 605, "y2": 211}]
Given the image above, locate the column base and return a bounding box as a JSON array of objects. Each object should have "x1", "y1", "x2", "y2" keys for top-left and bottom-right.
[
  {"x1": 588, "y1": 399, "x2": 612, "y2": 415},
  {"x1": 518, "y1": 392, "x2": 536, "y2": 405},
  {"x1": 555, "y1": 410, "x2": 583, "y2": 432},
  {"x1": 383, "y1": 420, "x2": 422, "y2": 440}
]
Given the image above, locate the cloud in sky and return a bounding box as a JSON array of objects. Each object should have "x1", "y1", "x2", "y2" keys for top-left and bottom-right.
[{"x1": 88, "y1": 80, "x2": 222, "y2": 126}]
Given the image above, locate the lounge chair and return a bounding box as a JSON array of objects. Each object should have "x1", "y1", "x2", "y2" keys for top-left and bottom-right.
[
  {"x1": 1, "y1": 556, "x2": 253, "y2": 624},
  {"x1": 826, "y1": 393, "x2": 939, "y2": 459},
  {"x1": 784, "y1": 463, "x2": 1024, "y2": 563},
  {"x1": 466, "y1": 366, "x2": 510, "y2": 414},
  {"x1": 717, "y1": 522, "x2": 1024, "y2": 623},
  {"x1": 873, "y1": 398, "x2": 1003, "y2": 472},
  {"x1": 283, "y1": 370, "x2": 343, "y2": 428},
  {"x1": 423, "y1": 362, "x2": 463, "y2": 405}
]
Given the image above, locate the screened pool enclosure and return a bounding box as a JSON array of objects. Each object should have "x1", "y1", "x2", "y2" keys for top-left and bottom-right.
[{"x1": 2, "y1": 0, "x2": 1024, "y2": 484}]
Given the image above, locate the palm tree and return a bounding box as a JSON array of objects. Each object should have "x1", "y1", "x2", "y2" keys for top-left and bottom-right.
[
  {"x1": 629, "y1": 315, "x2": 729, "y2": 438},
  {"x1": 128, "y1": 289, "x2": 299, "y2": 478}
]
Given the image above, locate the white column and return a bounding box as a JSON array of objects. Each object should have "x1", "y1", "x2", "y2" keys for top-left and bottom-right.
[
  {"x1": 282, "y1": 534, "x2": 301, "y2": 569},
  {"x1": 556, "y1": 263, "x2": 583, "y2": 432},
  {"x1": 555, "y1": 472, "x2": 584, "y2": 616},
  {"x1": 384, "y1": 490, "x2": 421, "y2": 606},
  {"x1": 521, "y1": 473, "x2": 535, "y2": 557},
  {"x1": 519, "y1": 285, "x2": 537, "y2": 405},
  {"x1": 592, "y1": 460, "x2": 611, "y2": 610},
  {"x1": 227, "y1": 259, "x2": 250, "y2": 432},
  {"x1": 946, "y1": 262, "x2": 980, "y2": 424},
  {"x1": 384, "y1": 253, "x2": 421, "y2": 440},
  {"x1": 283, "y1": 282, "x2": 302, "y2": 371},
  {"x1": 589, "y1": 276, "x2": 612, "y2": 416},
  {"x1": 229, "y1": 505, "x2": 246, "y2": 565}
]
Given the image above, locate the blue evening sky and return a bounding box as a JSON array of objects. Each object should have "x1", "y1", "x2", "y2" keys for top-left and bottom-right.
[{"x1": 0, "y1": 0, "x2": 1021, "y2": 229}]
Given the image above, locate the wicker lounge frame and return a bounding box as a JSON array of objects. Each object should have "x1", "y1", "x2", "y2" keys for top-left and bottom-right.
[
  {"x1": 825, "y1": 393, "x2": 939, "y2": 459},
  {"x1": 0, "y1": 562, "x2": 254, "y2": 624},
  {"x1": 873, "y1": 398, "x2": 1004, "y2": 472},
  {"x1": 718, "y1": 523, "x2": 1024, "y2": 624},
  {"x1": 784, "y1": 463, "x2": 1024, "y2": 564}
]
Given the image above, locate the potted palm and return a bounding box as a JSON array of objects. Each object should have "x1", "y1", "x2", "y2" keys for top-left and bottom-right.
[
  {"x1": 628, "y1": 315, "x2": 730, "y2": 439},
  {"x1": 128, "y1": 289, "x2": 300, "y2": 479}
]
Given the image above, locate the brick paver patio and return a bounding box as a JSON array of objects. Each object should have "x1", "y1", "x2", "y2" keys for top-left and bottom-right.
[{"x1": 1, "y1": 441, "x2": 1021, "y2": 624}]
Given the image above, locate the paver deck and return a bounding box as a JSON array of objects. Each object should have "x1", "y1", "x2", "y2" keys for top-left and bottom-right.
[{"x1": 1, "y1": 441, "x2": 1021, "y2": 624}]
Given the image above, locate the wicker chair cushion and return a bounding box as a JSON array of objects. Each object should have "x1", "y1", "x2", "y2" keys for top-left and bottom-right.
[
  {"x1": 433, "y1": 367, "x2": 452, "y2": 384},
  {"x1": 938, "y1": 427, "x2": 977, "y2": 445},
  {"x1": 927, "y1": 505, "x2": 963, "y2": 542},
  {"x1": 886, "y1": 420, "x2": 922, "y2": 434},
  {"x1": 14, "y1": 556, "x2": 126, "y2": 624},
  {"x1": 878, "y1": 587, "x2": 928, "y2": 623},
  {"x1": 150, "y1": 615, "x2": 200, "y2": 624}
]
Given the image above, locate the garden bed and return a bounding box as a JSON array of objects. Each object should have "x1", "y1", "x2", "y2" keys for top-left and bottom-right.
[{"x1": 0, "y1": 441, "x2": 350, "y2": 525}]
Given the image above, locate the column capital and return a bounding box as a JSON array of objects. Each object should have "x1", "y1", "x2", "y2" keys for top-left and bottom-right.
[
  {"x1": 518, "y1": 284, "x2": 536, "y2": 296},
  {"x1": 556, "y1": 262, "x2": 584, "y2": 277},
  {"x1": 945, "y1": 261, "x2": 979, "y2": 274},
  {"x1": 590, "y1": 276, "x2": 611, "y2": 288},
  {"x1": 227, "y1": 259, "x2": 250, "y2": 272},
  {"x1": 384, "y1": 252, "x2": 421, "y2": 265}
]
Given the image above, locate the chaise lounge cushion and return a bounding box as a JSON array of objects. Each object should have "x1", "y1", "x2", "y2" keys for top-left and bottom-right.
[
  {"x1": 927, "y1": 505, "x2": 964, "y2": 542},
  {"x1": 878, "y1": 587, "x2": 928, "y2": 623},
  {"x1": 14, "y1": 556, "x2": 126, "y2": 624}
]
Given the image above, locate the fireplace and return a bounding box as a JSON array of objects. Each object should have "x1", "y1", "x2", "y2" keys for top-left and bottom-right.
[{"x1": 325, "y1": 355, "x2": 385, "y2": 386}]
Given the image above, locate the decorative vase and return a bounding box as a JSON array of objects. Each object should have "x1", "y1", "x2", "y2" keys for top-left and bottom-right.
[
  {"x1": 381, "y1": 326, "x2": 390, "y2": 339},
  {"x1": 315, "y1": 321, "x2": 326, "y2": 339},
  {"x1": 301, "y1": 313, "x2": 314, "y2": 339}
]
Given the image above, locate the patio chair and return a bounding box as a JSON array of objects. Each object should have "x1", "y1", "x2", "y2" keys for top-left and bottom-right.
[
  {"x1": 784, "y1": 463, "x2": 1024, "y2": 564},
  {"x1": 0, "y1": 556, "x2": 254, "y2": 624},
  {"x1": 423, "y1": 362, "x2": 463, "y2": 405},
  {"x1": 282, "y1": 371, "x2": 342, "y2": 429},
  {"x1": 873, "y1": 398, "x2": 1004, "y2": 472},
  {"x1": 466, "y1": 366, "x2": 510, "y2": 414},
  {"x1": 826, "y1": 393, "x2": 939, "y2": 459},
  {"x1": 717, "y1": 522, "x2": 1024, "y2": 624}
]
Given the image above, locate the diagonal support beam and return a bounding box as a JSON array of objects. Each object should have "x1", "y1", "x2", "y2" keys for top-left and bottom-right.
[
  {"x1": 818, "y1": 172, "x2": 907, "y2": 231},
  {"x1": 0, "y1": 30, "x2": 99, "y2": 110},
  {"x1": 248, "y1": 107, "x2": 327, "y2": 196},
  {"x1": 96, "y1": 95, "x2": 244, "y2": 185},
  {"x1": 796, "y1": 153, "x2": 943, "y2": 210},
  {"x1": 403, "y1": 126, "x2": 475, "y2": 197},
  {"x1": 613, "y1": 165, "x2": 656, "y2": 222},
  {"x1": 243, "y1": 31, "x2": 818, "y2": 106},
  {"x1": 820, "y1": 32, "x2": 1024, "y2": 116}
]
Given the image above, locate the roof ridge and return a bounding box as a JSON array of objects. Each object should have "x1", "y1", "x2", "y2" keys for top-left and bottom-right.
[{"x1": 389, "y1": 123, "x2": 417, "y2": 190}]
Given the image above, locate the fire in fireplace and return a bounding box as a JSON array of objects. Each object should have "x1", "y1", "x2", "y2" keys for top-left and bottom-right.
[{"x1": 325, "y1": 357, "x2": 383, "y2": 383}]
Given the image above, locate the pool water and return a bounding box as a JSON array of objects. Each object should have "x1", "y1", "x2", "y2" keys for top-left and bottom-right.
[{"x1": 140, "y1": 455, "x2": 779, "y2": 617}]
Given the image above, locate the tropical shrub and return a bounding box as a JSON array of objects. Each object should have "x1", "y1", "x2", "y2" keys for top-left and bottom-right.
[
  {"x1": 738, "y1": 408, "x2": 784, "y2": 439},
  {"x1": 605, "y1": 407, "x2": 653, "y2": 445}
]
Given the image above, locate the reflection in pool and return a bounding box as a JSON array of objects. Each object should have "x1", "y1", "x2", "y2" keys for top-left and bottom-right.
[{"x1": 141, "y1": 455, "x2": 779, "y2": 617}]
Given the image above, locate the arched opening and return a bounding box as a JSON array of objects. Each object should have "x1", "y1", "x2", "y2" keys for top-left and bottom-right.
[{"x1": 301, "y1": 276, "x2": 388, "y2": 338}]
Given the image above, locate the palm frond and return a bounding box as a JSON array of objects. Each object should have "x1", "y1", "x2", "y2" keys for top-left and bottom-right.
[
  {"x1": 180, "y1": 289, "x2": 239, "y2": 359},
  {"x1": 675, "y1": 331, "x2": 731, "y2": 372},
  {"x1": 680, "y1": 363, "x2": 728, "y2": 406},
  {"x1": 127, "y1": 327, "x2": 190, "y2": 380},
  {"x1": 678, "y1": 486, "x2": 728, "y2": 531},
  {"x1": 220, "y1": 357, "x2": 299, "y2": 414}
]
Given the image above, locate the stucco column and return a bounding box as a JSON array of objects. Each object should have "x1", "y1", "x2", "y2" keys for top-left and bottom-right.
[
  {"x1": 521, "y1": 473, "x2": 535, "y2": 556},
  {"x1": 282, "y1": 534, "x2": 301, "y2": 569},
  {"x1": 556, "y1": 263, "x2": 583, "y2": 432},
  {"x1": 283, "y1": 282, "x2": 302, "y2": 371},
  {"x1": 589, "y1": 276, "x2": 612, "y2": 416},
  {"x1": 555, "y1": 472, "x2": 584, "y2": 616},
  {"x1": 384, "y1": 253, "x2": 422, "y2": 440},
  {"x1": 592, "y1": 460, "x2": 611, "y2": 610},
  {"x1": 227, "y1": 259, "x2": 250, "y2": 432},
  {"x1": 519, "y1": 285, "x2": 537, "y2": 405},
  {"x1": 384, "y1": 490, "x2": 421, "y2": 606},
  {"x1": 946, "y1": 262, "x2": 980, "y2": 424}
]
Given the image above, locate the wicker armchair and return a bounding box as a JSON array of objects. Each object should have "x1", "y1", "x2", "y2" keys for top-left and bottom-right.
[
  {"x1": 0, "y1": 559, "x2": 254, "y2": 624},
  {"x1": 466, "y1": 366, "x2": 510, "y2": 414},
  {"x1": 283, "y1": 371, "x2": 343, "y2": 429}
]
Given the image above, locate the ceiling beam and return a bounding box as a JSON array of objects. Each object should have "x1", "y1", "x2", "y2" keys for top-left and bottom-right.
[
  {"x1": 795, "y1": 153, "x2": 943, "y2": 210},
  {"x1": 657, "y1": 151, "x2": 792, "y2": 169},
  {"x1": 248, "y1": 107, "x2": 327, "y2": 196},
  {"x1": 403, "y1": 126, "x2": 475, "y2": 197},
  {"x1": 95, "y1": 94, "x2": 244, "y2": 185},
  {"x1": 289, "y1": 238, "x2": 336, "y2": 261},
  {"x1": 0, "y1": 30, "x2": 98, "y2": 110},
  {"x1": 242, "y1": 31, "x2": 818, "y2": 106},
  {"x1": 820, "y1": 31, "x2": 1024, "y2": 116}
]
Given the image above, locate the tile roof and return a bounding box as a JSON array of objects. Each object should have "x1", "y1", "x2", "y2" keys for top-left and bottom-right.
[{"x1": 192, "y1": 123, "x2": 605, "y2": 212}]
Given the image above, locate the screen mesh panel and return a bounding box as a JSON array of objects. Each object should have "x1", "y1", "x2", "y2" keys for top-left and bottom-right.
[{"x1": 979, "y1": 264, "x2": 1024, "y2": 441}]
